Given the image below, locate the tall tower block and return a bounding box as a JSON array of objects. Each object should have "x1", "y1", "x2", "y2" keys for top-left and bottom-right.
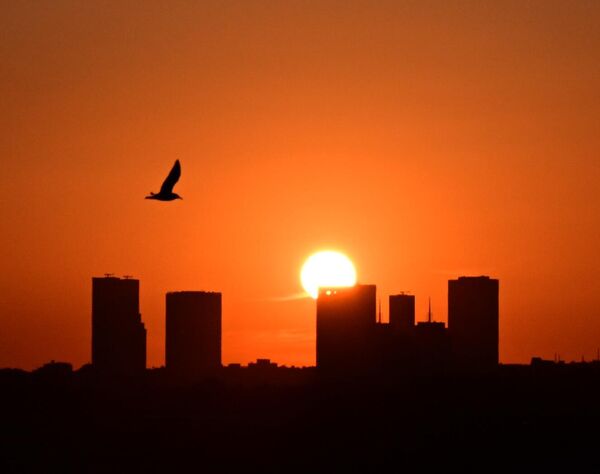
[
  {"x1": 316, "y1": 284, "x2": 376, "y2": 372},
  {"x1": 389, "y1": 293, "x2": 415, "y2": 333},
  {"x1": 92, "y1": 276, "x2": 146, "y2": 373},
  {"x1": 448, "y1": 276, "x2": 499, "y2": 371},
  {"x1": 166, "y1": 291, "x2": 222, "y2": 376}
]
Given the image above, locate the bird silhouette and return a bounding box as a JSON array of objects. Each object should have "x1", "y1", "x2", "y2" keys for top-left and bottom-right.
[{"x1": 145, "y1": 160, "x2": 182, "y2": 201}]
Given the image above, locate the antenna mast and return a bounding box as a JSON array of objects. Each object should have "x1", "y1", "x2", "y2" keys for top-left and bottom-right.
[{"x1": 427, "y1": 297, "x2": 432, "y2": 323}]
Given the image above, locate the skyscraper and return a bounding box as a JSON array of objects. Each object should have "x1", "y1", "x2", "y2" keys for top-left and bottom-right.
[
  {"x1": 448, "y1": 276, "x2": 499, "y2": 372},
  {"x1": 316, "y1": 284, "x2": 376, "y2": 372},
  {"x1": 91, "y1": 276, "x2": 146, "y2": 373},
  {"x1": 166, "y1": 291, "x2": 222, "y2": 376},
  {"x1": 389, "y1": 293, "x2": 415, "y2": 334}
]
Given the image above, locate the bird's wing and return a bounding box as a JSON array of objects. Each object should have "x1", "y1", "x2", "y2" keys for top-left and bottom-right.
[{"x1": 160, "y1": 160, "x2": 181, "y2": 194}]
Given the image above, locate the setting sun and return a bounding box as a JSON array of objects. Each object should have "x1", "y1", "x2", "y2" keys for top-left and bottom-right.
[{"x1": 300, "y1": 251, "x2": 357, "y2": 299}]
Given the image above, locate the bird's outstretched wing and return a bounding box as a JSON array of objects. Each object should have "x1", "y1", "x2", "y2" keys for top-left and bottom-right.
[{"x1": 160, "y1": 160, "x2": 181, "y2": 194}]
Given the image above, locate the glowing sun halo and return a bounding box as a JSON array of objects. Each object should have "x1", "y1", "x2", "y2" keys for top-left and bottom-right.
[{"x1": 300, "y1": 251, "x2": 357, "y2": 299}]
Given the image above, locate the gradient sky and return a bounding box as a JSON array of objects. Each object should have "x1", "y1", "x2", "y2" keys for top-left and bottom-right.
[{"x1": 1, "y1": 1, "x2": 599, "y2": 369}]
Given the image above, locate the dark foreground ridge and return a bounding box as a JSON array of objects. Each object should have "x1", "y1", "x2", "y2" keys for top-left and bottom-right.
[{"x1": 1, "y1": 362, "x2": 600, "y2": 473}]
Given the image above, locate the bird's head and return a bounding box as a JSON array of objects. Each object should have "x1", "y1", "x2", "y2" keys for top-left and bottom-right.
[{"x1": 174, "y1": 193, "x2": 183, "y2": 200}]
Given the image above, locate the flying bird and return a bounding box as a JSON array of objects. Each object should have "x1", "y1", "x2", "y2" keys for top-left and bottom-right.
[{"x1": 145, "y1": 160, "x2": 182, "y2": 201}]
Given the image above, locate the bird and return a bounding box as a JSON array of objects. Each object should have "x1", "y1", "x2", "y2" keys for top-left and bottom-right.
[{"x1": 145, "y1": 160, "x2": 182, "y2": 201}]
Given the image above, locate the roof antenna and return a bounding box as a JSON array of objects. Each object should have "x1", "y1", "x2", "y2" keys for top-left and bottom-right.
[
  {"x1": 378, "y1": 298, "x2": 382, "y2": 324},
  {"x1": 427, "y1": 297, "x2": 432, "y2": 323}
]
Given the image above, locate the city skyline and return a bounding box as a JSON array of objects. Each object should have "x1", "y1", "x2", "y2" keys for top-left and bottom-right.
[
  {"x1": 2, "y1": 3, "x2": 600, "y2": 471},
  {"x1": 87, "y1": 272, "x2": 495, "y2": 373},
  {"x1": 4, "y1": 267, "x2": 600, "y2": 370}
]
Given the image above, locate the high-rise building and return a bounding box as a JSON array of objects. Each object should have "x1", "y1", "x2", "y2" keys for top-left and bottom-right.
[
  {"x1": 389, "y1": 293, "x2": 415, "y2": 333},
  {"x1": 91, "y1": 276, "x2": 146, "y2": 373},
  {"x1": 448, "y1": 276, "x2": 499, "y2": 371},
  {"x1": 316, "y1": 284, "x2": 376, "y2": 372},
  {"x1": 166, "y1": 291, "x2": 222, "y2": 376}
]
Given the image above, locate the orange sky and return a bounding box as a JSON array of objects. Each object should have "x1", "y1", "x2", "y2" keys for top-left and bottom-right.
[{"x1": 1, "y1": 1, "x2": 599, "y2": 369}]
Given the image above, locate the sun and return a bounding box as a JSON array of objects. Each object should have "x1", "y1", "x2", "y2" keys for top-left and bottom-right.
[{"x1": 300, "y1": 250, "x2": 357, "y2": 299}]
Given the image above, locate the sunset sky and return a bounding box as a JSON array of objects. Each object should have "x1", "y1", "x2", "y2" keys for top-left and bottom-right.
[{"x1": 1, "y1": 1, "x2": 599, "y2": 369}]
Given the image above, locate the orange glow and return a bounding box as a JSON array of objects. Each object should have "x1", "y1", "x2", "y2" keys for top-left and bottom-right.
[{"x1": 1, "y1": 2, "x2": 600, "y2": 369}]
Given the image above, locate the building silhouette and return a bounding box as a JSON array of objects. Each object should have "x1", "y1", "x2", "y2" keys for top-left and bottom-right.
[
  {"x1": 87, "y1": 273, "x2": 499, "y2": 377},
  {"x1": 166, "y1": 291, "x2": 222, "y2": 376},
  {"x1": 91, "y1": 276, "x2": 146, "y2": 373},
  {"x1": 315, "y1": 284, "x2": 474, "y2": 374},
  {"x1": 413, "y1": 299, "x2": 450, "y2": 373},
  {"x1": 448, "y1": 276, "x2": 499, "y2": 371},
  {"x1": 389, "y1": 293, "x2": 415, "y2": 334},
  {"x1": 316, "y1": 284, "x2": 376, "y2": 372}
]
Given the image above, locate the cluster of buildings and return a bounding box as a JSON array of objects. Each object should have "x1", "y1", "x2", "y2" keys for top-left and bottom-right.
[
  {"x1": 317, "y1": 277, "x2": 499, "y2": 374},
  {"x1": 91, "y1": 274, "x2": 499, "y2": 375}
]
